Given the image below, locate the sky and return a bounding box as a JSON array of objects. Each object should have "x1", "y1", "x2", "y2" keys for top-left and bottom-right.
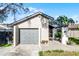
[{"x1": 4, "y1": 3, "x2": 79, "y2": 23}]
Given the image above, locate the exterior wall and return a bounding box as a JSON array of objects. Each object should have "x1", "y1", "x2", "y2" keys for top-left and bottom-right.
[
  {"x1": 17, "y1": 16, "x2": 41, "y2": 28},
  {"x1": 13, "y1": 26, "x2": 19, "y2": 47},
  {"x1": 61, "y1": 27, "x2": 68, "y2": 45},
  {"x1": 68, "y1": 29, "x2": 79, "y2": 38},
  {"x1": 41, "y1": 17, "x2": 49, "y2": 42}
]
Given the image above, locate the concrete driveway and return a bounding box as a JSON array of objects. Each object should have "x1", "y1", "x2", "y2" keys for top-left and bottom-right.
[
  {"x1": 0, "y1": 46, "x2": 13, "y2": 56},
  {"x1": 0, "y1": 44, "x2": 40, "y2": 56}
]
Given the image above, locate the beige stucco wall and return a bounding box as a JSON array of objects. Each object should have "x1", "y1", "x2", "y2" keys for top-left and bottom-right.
[
  {"x1": 13, "y1": 15, "x2": 50, "y2": 46},
  {"x1": 68, "y1": 30, "x2": 79, "y2": 38},
  {"x1": 40, "y1": 17, "x2": 49, "y2": 41},
  {"x1": 17, "y1": 16, "x2": 41, "y2": 28},
  {"x1": 13, "y1": 26, "x2": 19, "y2": 46}
]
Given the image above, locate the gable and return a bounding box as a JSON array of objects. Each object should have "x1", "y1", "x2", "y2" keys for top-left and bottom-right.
[
  {"x1": 10, "y1": 12, "x2": 54, "y2": 26},
  {"x1": 17, "y1": 15, "x2": 42, "y2": 28}
]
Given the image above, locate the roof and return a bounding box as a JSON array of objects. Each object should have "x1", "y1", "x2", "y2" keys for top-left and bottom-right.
[
  {"x1": 0, "y1": 23, "x2": 12, "y2": 29},
  {"x1": 68, "y1": 24, "x2": 79, "y2": 29},
  {"x1": 10, "y1": 12, "x2": 54, "y2": 26}
]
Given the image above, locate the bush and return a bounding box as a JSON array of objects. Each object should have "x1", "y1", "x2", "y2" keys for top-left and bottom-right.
[
  {"x1": 55, "y1": 28, "x2": 62, "y2": 39},
  {"x1": 55, "y1": 31, "x2": 62, "y2": 42},
  {"x1": 68, "y1": 37, "x2": 79, "y2": 45},
  {"x1": 41, "y1": 40, "x2": 48, "y2": 44},
  {"x1": 39, "y1": 51, "x2": 43, "y2": 56}
]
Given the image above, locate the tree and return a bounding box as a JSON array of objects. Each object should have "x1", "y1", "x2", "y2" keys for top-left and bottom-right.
[
  {"x1": 56, "y1": 16, "x2": 69, "y2": 27},
  {"x1": 68, "y1": 18, "x2": 75, "y2": 24},
  {"x1": 0, "y1": 3, "x2": 29, "y2": 22}
]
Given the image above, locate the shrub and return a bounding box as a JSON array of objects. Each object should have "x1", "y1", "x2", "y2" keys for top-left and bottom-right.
[
  {"x1": 55, "y1": 29, "x2": 62, "y2": 41},
  {"x1": 68, "y1": 37, "x2": 79, "y2": 45},
  {"x1": 41, "y1": 40, "x2": 48, "y2": 44},
  {"x1": 39, "y1": 51, "x2": 43, "y2": 56}
]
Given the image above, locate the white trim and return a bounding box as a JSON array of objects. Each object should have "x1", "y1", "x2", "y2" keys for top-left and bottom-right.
[
  {"x1": 13, "y1": 26, "x2": 16, "y2": 47},
  {"x1": 38, "y1": 28, "x2": 41, "y2": 46}
]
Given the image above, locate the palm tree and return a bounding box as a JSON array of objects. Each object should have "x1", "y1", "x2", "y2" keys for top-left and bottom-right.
[{"x1": 0, "y1": 3, "x2": 29, "y2": 22}]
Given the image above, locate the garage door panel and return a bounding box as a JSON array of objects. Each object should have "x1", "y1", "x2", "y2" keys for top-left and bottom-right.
[{"x1": 20, "y1": 28, "x2": 39, "y2": 44}]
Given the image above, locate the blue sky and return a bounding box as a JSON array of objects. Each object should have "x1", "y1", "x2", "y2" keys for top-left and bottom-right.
[{"x1": 4, "y1": 3, "x2": 79, "y2": 23}]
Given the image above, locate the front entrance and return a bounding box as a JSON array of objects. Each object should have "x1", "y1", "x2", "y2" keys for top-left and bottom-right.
[{"x1": 49, "y1": 25, "x2": 53, "y2": 40}]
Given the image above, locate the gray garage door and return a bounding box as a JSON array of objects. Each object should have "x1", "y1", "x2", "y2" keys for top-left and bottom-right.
[{"x1": 19, "y1": 28, "x2": 39, "y2": 44}]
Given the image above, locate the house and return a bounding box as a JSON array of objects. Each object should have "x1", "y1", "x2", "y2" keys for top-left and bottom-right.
[
  {"x1": 0, "y1": 23, "x2": 12, "y2": 44},
  {"x1": 10, "y1": 12, "x2": 54, "y2": 46},
  {"x1": 68, "y1": 24, "x2": 79, "y2": 38},
  {"x1": 1, "y1": 12, "x2": 79, "y2": 46}
]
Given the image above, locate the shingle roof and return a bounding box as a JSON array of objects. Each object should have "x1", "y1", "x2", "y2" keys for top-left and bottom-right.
[{"x1": 10, "y1": 12, "x2": 54, "y2": 26}]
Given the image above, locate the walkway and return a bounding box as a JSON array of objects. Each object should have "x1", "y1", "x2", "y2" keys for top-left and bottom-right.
[{"x1": 41, "y1": 40, "x2": 79, "y2": 52}]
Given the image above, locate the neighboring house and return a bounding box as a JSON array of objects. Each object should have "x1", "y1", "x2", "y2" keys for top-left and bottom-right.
[
  {"x1": 68, "y1": 24, "x2": 79, "y2": 38},
  {"x1": 10, "y1": 12, "x2": 54, "y2": 46},
  {"x1": 0, "y1": 23, "x2": 12, "y2": 44}
]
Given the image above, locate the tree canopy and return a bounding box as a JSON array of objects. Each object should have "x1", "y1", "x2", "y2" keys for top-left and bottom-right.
[
  {"x1": 56, "y1": 16, "x2": 75, "y2": 27},
  {"x1": 68, "y1": 18, "x2": 75, "y2": 24},
  {"x1": 0, "y1": 3, "x2": 29, "y2": 23}
]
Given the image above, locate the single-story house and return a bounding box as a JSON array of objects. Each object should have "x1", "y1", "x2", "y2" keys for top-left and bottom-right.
[
  {"x1": 10, "y1": 12, "x2": 55, "y2": 46},
  {"x1": 0, "y1": 12, "x2": 79, "y2": 46}
]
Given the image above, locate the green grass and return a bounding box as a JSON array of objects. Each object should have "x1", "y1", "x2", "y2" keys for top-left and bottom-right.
[
  {"x1": 39, "y1": 50, "x2": 79, "y2": 56},
  {"x1": 0, "y1": 44, "x2": 12, "y2": 47}
]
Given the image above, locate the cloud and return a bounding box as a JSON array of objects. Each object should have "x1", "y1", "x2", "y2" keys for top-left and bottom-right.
[{"x1": 29, "y1": 7, "x2": 44, "y2": 12}]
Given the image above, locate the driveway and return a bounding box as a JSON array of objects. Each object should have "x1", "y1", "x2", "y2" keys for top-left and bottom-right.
[
  {"x1": 0, "y1": 46, "x2": 13, "y2": 56},
  {"x1": 0, "y1": 44, "x2": 40, "y2": 56}
]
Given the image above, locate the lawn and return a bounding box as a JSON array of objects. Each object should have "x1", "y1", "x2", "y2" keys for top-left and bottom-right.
[
  {"x1": 0, "y1": 44, "x2": 12, "y2": 47},
  {"x1": 39, "y1": 50, "x2": 79, "y2": 56}
]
